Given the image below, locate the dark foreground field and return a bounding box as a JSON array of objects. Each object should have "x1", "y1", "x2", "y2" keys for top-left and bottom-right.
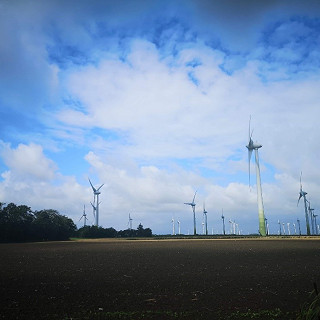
[{"x1": 1, "y1": 238, "x2": 320, "y2": 320}]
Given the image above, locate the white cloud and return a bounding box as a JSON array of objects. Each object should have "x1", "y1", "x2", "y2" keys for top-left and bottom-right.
[{"x1": 0, "y1": 142, "x2": 57, "y2": 181}]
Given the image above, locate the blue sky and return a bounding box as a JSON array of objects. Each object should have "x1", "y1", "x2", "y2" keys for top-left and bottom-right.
[{"x1": 1, "y1": 0, "x2": 320, "y2": 235}]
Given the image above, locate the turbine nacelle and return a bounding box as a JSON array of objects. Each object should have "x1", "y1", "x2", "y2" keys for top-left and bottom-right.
[
  {"x1": 246, "y1": 141, "x2": 262, "y2": 150},
  {"x1": 89, "y1": 178, "x2": 104, "y2": 194}
]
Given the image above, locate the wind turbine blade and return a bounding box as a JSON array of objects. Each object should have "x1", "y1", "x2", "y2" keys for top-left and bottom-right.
[
  {"x1": 97, "y1": 184, "x2": 104, "y2": 191},
  {"x1": 297, "y1": 194, "x2": 302, "y2": 206},
  {"x1": 88, "y1": 178, "x2": 97, "y2": 192},
  {"x1": 192, "y1": 191, "x2": 197, "y2": 203}
]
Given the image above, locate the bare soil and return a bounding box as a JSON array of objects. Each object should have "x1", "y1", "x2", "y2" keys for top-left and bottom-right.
[{"x1": 0, "y1": 238, "x2": 320, "y2": 319}]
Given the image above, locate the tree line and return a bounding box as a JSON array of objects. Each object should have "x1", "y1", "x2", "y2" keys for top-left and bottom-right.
[
  {"x1": 0, "y1": 202, "x2": 77, "y2": 242},
  {"x1": 0, "y1": 202, "x2": 152, "y2": 242},
  {"x1": 77, "y1": 223, "x2": 152, "y2": 238}
]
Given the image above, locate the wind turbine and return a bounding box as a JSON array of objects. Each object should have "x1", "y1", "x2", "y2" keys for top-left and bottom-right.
[
  {"x1": 203, "y1": 202, "x2": 208, "y2": 236},
  {"x1": 287, "y1": 222, "x2": 291, "y2": 235},
  {"x1": 297, "y1": 218, "x2": 301, "y2": 236},
  {"x1": 177, "y1": 219, "x2": 181, "y2": 235},
  {"x1": 278, "y1": 220, "x2": 282, "y2": 235},
  {"x1": 265, "y1": 218, "x2": 269, "y2": 236},
  {"x1": 293, "y1": 223, "x2": 297, "y2": 235},
  {"x1": 246, "y1": 117, "x2": 266, "y2": 236},
  {"x1": 282, "y1": 223, "x2": 286, "y2": 235},
  {"x1": 128, "y1": 213, "x2": 133, "y2": 230},
  {"x1": 171, "y1": 217, "x2": 175, "y2": 235},
  {"x1": 307, "y1": 201, "x2": 315, "y2": 235},
  {"x1": 79, "y1": 205, "x2": 88, "y2": 227},
  {"x1": 184, "y1": 191, "x2": 197, "y2": 235},
  {"x1": 265, "y1": 219, "x2": 269, "y2": 236},
  {"x1": 89, "y1": 178, "x2": 104, "y2": 227},
  {"x1": 314, "y1": 214, "x2": 318, "y2": 235},
  {"x1": 221, "y1": 209, "x2": 226, "y2": 235},
  {"x1": 297, "y1": 172, "x2": 310, "y2": 235},
  {"x1": 90, "y1": 201, "x2": 96, "y2": 221}
]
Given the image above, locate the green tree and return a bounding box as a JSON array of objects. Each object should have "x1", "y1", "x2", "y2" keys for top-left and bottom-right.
[
  {"x1": 33, "y1": 209, "x2": 76, "y2": 241},
  {"x1": 0, "y1": 203, "x2": 34, "y2": 242},
  {"x1": 77, "y1": 226, "x2": 117, "y2": 238},
  {"x1": 136, "y1": 223, "x2": 152, "y2": 237}
]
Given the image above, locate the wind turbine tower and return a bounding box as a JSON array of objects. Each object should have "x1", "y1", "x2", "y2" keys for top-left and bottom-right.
[
  {"x1": 221, "y1": 209, "x2": 226, "y2": 235},
  {"x1": 203, "y1": 203, "x2": 208, "y2": 236},
  {"x1": 89, "y1": 178, "x2": 104, "y2": 227},
  {"x1": 184, "y1": 191, "x2": 197, "y2": 235},
  {"x1": 297, "y1": 173, "x2": 310, "y2": 235},
  {"x1": 314, "y1": 214, "x2": 318, "y2": 235},
  {"x1": 246, "y1": 117, "x2": 266, "y2": 236}
]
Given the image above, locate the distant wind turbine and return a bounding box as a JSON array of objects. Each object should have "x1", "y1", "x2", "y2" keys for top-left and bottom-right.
[
  {"x1": 278, "y1": 220, "x2": 282, "y2": 235},
  {"x1": 79, "y1": 205, "x2": 88, "y2": 227},
  {"x1": 297, "y1": 218, "x2": 301, "y2": 236},
  {"x1": 246, "y1": 116, "x2": 266, "y2": 236},
  {"x1": 128, "y1": 213, "x2": 133, "y2": 230},
  {"x1": 293, "y1": 223, "x2": 297, "y2": 235},
  {"x1": 282, "y1": 223, "x2": 286, "y2": 235},
  {"x1": 221, "y1": 209, "x2": 225, "y2": 235},
  {"x1": 264, "y1": 218, "x2": 269, "y2": 236},
  {"x1": 177, "y1": 219, "x2": 181, "y2": 235},
  {"x1": 287, "y1": 222, "x2": 291, "y2": 235},
  {"x1": 203, "y1": 202, "x2": 208, "y2": 236},
  {"x1": 297, "y1": 172, "x2": 310, "y2": 235},
  {"x1": 314, "y1": 214, "x2": 318, "y2": 235},
  {"x1": 184, "y1": 191, "x2": 197, "y2": 235},
  {"x1": 89, "y1": 178, "x2": 104, "y2": 227},
  {"x1": 307, "y1": 200, "x2": 315, "y2": 234},
  {"x1": 171, "y1": 217, "x2": 175, "y2": 235}
]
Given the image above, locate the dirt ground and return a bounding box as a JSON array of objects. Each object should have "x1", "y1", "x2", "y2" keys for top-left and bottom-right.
[{"x1": 0, "y1": 238, "x2": 320, "y2": 319}]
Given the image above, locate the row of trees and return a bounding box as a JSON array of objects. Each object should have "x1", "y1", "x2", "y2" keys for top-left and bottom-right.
[
  {"x1": 0, "y1": 202, "x2": 76, "y2": 242},
  {"x1": 76, "y1": 224, "x2": 152, "y2": 238},
  {"x1": 0, "y1": 202, "x2": 153, "y2": 242}
]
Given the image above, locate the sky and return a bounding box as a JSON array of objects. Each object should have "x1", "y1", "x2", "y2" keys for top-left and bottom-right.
[{"x1": 1, "y1": 0, "x2": 320, "y2": 235}]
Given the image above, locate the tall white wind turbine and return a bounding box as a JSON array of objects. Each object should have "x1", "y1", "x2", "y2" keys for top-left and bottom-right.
[
  {"x1": 171, "y1": 217, "x2": 175, "y2": 235},
  {"x1": 246, "y1": 117, "x2": 266, "y2": 236},
  {"x1": 221, "y1": 209, "x2": 225, "y2": 235},
  {"x1": 307, "y1": 200, "x2": 315, "y2": 234},
  {"x1": 184, "y1": 191, "x2": 197, "y2": 235},
  {"x1": 297, "y1": 172, "x2": 310, "y2": 235},
  {"x1": 128, "y1": 213, "x2": 133, "y2": 230},
  {"x1": 177, "y1": 219, "x2": 181, "y2": 235},
  {"x1": 203, "y1": 202, "x2": 208, "y2": 236},
  {"x1": 89, "y1": 178, "x2": 104, "y2": 227}
]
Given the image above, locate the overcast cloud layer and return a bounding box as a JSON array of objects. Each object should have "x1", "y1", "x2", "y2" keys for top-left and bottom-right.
[{"x1": 1, "y1": 0, "x2": 320, "y2": 235}]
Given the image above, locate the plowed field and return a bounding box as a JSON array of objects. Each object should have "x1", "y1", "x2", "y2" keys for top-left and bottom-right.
[{"x1": 1, "y1": 238, "x2": 320, "y2": 319}]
